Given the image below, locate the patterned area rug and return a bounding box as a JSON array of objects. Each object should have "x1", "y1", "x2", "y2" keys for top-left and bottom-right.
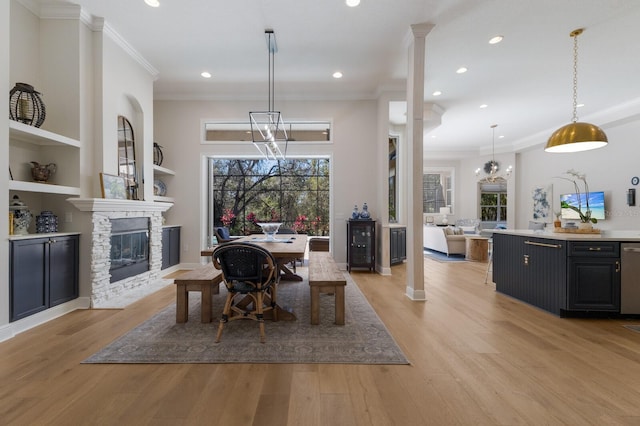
[
  {"x1": 83, "y1": 269, "x2": 409, "y2": 365},
  {"x1": 423, "y1": 249, "x2": 466, "y2": 262}
]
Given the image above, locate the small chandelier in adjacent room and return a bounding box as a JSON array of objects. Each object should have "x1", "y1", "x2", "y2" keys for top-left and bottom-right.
[
  {"x1": 545, "y1": 28, "x2": 608, "y2": 153},
  {"x1": 249, "y1": 29, "x2": 288, "y2": 160},
  {"x1": 475, "y1": 124, "x2": 513, "y2": 183}
]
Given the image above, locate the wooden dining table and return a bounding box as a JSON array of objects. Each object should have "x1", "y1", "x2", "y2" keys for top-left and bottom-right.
[
  {"x1": 200, "y1": 235, "x2": 308, "y2": 320},
  {"x1": 200, "y1": 235, "x2": 307, "y2": 281}
]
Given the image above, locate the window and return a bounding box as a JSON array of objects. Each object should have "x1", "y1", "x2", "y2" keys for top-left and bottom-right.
[
  {"x1": 207, "y1": 158, "x2": 330, "y2": 241},
  {"x1": 204, "y1": 121, "x2": 331, "y2": 142},
  {"x1": 389, "y1": 136, "x2": 398, "y2": 222},
  {"x1": 479, "y1": 179, "x2": 508, "y2": 222},
  {"x1": 423, "y1": 168, "x2": 453, "y2": 214}
]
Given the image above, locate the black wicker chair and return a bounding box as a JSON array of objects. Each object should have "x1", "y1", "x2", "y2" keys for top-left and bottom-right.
[{"x1": 212, "y1": 242, "x2": 278, "y2": 343}]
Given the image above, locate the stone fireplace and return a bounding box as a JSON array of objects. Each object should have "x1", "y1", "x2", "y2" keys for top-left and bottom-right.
[{"x1": 68, "y1": 198, "x2": 173, "y2": 307}]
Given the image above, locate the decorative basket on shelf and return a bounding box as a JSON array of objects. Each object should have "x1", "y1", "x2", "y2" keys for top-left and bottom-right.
[{"x1": 9, "y1": 82, "x2": 46, "y2": 127}]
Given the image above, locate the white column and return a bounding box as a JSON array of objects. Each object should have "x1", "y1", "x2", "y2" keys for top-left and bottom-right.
[{"x1": 405, "y1": 23, "x2": 434, "y2": 301}]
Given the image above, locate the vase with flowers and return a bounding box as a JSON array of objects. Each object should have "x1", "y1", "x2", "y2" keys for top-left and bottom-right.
[{"x1": 556, "y1": 169, "x2": 597, "y2": 230}]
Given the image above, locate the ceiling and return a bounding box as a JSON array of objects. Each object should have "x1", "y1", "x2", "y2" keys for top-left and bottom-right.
[{"x1": 60, "y1": 0, "x2": 640, "y2": 156}]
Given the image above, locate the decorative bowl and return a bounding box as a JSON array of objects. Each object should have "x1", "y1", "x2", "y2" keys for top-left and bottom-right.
[{"x1": 256, "y1": 222, "x2": 282, "y2": 241}]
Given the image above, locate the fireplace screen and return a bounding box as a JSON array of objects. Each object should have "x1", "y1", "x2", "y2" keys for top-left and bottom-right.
[{"x1": 110, "y1": 218, "x2": 150, "y2": 282}]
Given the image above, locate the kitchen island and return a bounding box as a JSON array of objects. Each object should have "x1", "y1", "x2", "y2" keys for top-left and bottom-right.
[{"x1": 492, "y1": 229, "x2": 640, "y2": 317}]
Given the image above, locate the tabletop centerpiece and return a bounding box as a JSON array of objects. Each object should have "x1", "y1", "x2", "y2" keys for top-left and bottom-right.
[{"x1": 256, "y1": 222, "x2": 282, "y2": 241}]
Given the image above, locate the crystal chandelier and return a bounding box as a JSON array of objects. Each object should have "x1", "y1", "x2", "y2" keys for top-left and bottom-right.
[
  {"x1": 475, "y1": 124, "x2": 513, "y2": 183},
  {"x1": 249, "y1": 29, "x2": 288, "y2": 160}
]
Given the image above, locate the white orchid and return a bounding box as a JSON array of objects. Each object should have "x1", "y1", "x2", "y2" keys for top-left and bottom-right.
[{"x1": 555, "y1": 170, "x2": 595, "y2": 224}]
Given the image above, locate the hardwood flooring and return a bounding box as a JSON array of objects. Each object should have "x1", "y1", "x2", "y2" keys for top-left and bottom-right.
[{"x1": 2, "y1": 258, "x2": 640, "y2": 425}]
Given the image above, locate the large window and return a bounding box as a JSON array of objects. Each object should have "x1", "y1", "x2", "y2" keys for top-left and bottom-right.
[
  {"x1": 479, "y1": 179, "x2": 508, "y2": 222},
  {"x1": 208, "y1": 158, "x2": 330, "y2": 240},
  {"x1": 423, "y1": 168, "x2": 453, "y2": 214}
]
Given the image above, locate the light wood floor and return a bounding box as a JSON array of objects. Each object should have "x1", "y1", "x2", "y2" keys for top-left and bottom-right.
[{"x1": 2, "y1": 258, "x2": 640, "y2": 425}]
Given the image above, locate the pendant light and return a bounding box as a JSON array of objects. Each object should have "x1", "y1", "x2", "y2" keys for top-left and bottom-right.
[
  {"x1": 475, "y1": 124, "x2": 513, "y2": 183},
  {"x1": 249, "y1": 29, "x2": 288, "y2": 160},
  {"x1": 545, "y1": 28, "x2": 608, "y2": 153}
]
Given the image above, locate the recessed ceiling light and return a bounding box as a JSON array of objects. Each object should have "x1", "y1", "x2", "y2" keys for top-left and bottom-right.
[
  {"x1": 456, "y1": 67, "x2": 468, "y2": 74},
  {"x1": 489, "y1": 35, "x2": 503, "y2": 44},
  {"x1": 346, "y1": 0, "x2": 360, "y2": 7},
  {"x1": 499, "y1": 135, "x2": 505, "y2": 139},
  {"x1": 479, "y1": 104, "x2": 488, "y2": 109},
  {"x1": 432, "y1": 90, "x2": 442, "y2": 96},
  {"x1": 332, "y1": 71, "x2": 343, "y2": 79},
  {"x1": 431, "y1": 135, "x2": 437, "y2": 138},
  {"x1": 577, "y1": 103, "x2": 585, "y2": 108},
  {"x1": 144, "y1": 0, "x2": 160, "y2": 7},
  {"x1": 201, "y1": 71, "x2": 211, "y2": 78}
]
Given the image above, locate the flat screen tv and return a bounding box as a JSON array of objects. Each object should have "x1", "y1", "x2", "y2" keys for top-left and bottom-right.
[{"x1": 560, "y1": 191, "x2": 606, "y2": 220}]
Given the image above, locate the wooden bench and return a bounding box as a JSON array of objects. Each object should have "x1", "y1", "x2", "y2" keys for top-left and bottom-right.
[
  {"x1": 308, "y1": 251, "x2": 347, "y2": 325},
  {"x1": 174, "y1": 263, "x2": 223, "y2": 323}
]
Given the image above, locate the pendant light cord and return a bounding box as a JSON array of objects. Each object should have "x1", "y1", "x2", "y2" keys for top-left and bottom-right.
[{"x1": 570, "y1": 28, "x2": 583, "y2": 123}]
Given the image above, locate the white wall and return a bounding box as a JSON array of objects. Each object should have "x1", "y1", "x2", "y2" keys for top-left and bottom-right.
[
  {"x1": 153, "y1": 99, "x2": 378, "y2": 266},
  {"x1": 513, "y1": 117, "x2": 640, "y2": 230},
  {"x1": 1, "y1": 0, "x2": 11, "y2": 328}
]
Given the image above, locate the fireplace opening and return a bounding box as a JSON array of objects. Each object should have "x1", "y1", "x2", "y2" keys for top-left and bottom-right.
[{"x1": 110, "y1": 217, "x2": 150, "y2": 283}]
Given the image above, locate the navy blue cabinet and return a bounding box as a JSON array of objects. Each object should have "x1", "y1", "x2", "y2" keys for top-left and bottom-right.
[
  {"x1": 494, "y1": 234, "x2": 621, "y2": 316},
  {"x1": 161, "y1": 226, "x2": 181, "y2": 270},
  {"x1": 494, "y1": 233, "x2": 567, "y2": 315},
  {"x1": 390, "y1": 227, "x2": 406, "y2": 265},
  {"x1": 567, "y1": 241, "x2": 620, "y2": 312},
  {"x1": 10, "y1": 234, "x2": 79, "y2": 322}
]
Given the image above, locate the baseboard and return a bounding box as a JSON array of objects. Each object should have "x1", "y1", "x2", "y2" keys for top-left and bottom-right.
[{"x1": 0, "y1": 297, "x2": 90, "y2": 343}]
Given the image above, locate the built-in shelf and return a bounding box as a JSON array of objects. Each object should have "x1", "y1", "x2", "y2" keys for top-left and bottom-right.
[
  {"x1": 153, "y1": 165, "x2": 175, "y2": 176},
  {"x1": 154, "y1": 195, "x2": 175, "y2": 203},
  {"x1": 9, "y1": 180, "x2": 81, "y2": 196},
  {"x1": 9, "y1": 120, "x2": 81, "y2": 148}
]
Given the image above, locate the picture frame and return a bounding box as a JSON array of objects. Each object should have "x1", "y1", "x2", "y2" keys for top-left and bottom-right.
[
  {"x1": 100, "y1": 173, "x2": 128, "y2": 199},
  {"x1": 531, "y1": 183, "x2": 553, "y2": 223}
]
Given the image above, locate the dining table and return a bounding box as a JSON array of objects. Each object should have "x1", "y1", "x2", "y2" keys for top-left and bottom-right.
[
  {"x1": 200, "y1": 234, "x2": 307, "y2": 281},
  {"x1": 200, "y1": 235, "x2": 308, "y2": 320}
]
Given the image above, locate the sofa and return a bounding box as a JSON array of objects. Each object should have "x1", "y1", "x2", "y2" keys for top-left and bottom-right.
[{"x1": 423, "y1": 225, "x2": 467, "y2": 256}]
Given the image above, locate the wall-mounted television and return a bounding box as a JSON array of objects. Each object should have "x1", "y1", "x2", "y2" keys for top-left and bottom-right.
[{"x1": 560, "y1": 191, "x2": 606, "y2": 220}]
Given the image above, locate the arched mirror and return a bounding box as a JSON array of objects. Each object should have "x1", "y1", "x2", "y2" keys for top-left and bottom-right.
[{"x1": 117, "y1": 115, "x2": 138, "y2": 200}]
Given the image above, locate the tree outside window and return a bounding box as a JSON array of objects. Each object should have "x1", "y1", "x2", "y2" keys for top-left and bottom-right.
[
  {"x1": 208, "y1": 158, "x2": 330, "y2": 239},
  {"x1": 479, "y1": 179, "x2": 508, "y2": 222}
]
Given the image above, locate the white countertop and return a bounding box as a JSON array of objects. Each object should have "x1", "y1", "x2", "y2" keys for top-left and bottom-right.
[{"x1": 493, "y1": 229, "x2": 640, "y2": 241}]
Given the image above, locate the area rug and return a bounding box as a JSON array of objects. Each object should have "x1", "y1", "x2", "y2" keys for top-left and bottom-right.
[
  {"x1": 83, "y1": 269, "x2": 409, "y2": 365},
  {"x1": 424, "y1": 249, "x2": 466, "y2": 262}
]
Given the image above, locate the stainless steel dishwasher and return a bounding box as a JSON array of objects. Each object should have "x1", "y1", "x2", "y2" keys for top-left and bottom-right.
[{"x1": 621, "y1": 243, "x2": 640, "y2": 314}]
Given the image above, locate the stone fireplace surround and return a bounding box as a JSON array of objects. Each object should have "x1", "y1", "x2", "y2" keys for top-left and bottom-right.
[{"x1": 68, "y1": 199, "x2": 173, "y2": 307}]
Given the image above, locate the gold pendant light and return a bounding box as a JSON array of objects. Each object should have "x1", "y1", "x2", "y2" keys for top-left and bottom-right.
[{"x1": 545, "y1": 28, "x2": 608, "y2": 153}]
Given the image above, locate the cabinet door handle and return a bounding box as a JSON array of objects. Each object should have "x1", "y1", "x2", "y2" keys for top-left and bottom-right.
[
  {"x1": 588, "y1": 247, "x2": 602, "y2": 251},
  {"x1": 616, "y1": 261, "x2": 620, "y2": 273},
  {"x1": 524, "y1": 240, "x2": 562, "y2": 249}
]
